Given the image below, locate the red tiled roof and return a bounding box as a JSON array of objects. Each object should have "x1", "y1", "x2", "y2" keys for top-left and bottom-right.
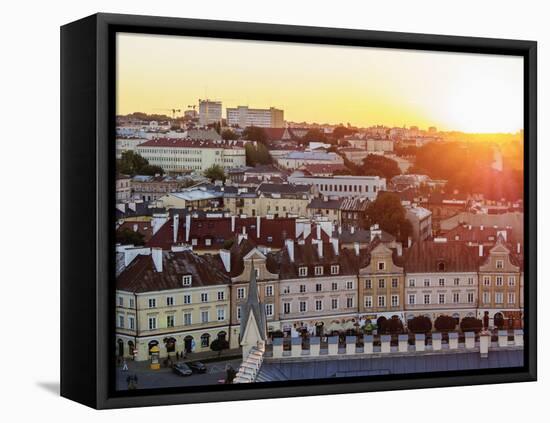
[
  {"x1": 117, "y1": 221, "x2": 154, "y2": 243},
  {"x1": 299, "y1": 163, "x2": 348, "y2": 175}
]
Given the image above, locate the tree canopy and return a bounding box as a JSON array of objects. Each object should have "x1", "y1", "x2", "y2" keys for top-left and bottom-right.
[
  {"x1": 364, "y1": 192, "x2": 412, "y2": 243},
  {"x1": 116, "y1": 228, "x2": 145, "y2": 246},
  {"x1": 204, "y1": 164, "x2": 226, "y2": 182},
  {"x1": 242, "y1": 126, "x2": 268, "y2": 144},
  {"x1": 302, "y1": 128, "x2": 328, "y2": 144},
  {"x1": 434, "y1": 315, "x2": 457, "y2": 332},
  {"x1": 407, "y1": 316, "x2": 432, "y2": 333},
  {"x1": 221, "y1": 129, "x2": 239, "y2": 140},
  {"x1": 331, "y1": 126, "x2": 354, "y2": 140},
  {"x1": 245, "y1": 143, "x2": 272, "y2": 166},
  {"x1": 358, "y1": 154, "x2": 401, "y2": 181},
  {"x1": 117, "y1": 151, "x2": 164, "y2": 176},
  {"x1": 460, "y1": 317, "x2": 483, "y2": 333}
]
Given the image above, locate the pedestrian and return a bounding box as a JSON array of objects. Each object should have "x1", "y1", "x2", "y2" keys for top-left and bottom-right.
[
  {"x1": 176, "y1": 351, "x2": 179, "y2": 361},
  {"x1": 122, "y1": 359, "x2": 128, "y2": 371}
]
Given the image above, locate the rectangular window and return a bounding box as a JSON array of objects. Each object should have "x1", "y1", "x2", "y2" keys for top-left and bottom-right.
[
  {"x1": 118, "y1": 296, "x2": 123, "y2": 307},
  {"x1": 315, "y1": 266, "x2": 324, "y2": 276},
  {"x1": 128, "y1": 316, "x2": 135, "y2": 330},
  {"x1": 299, "y1": 267, "x2": 308, "y2": 276},
  {"x1": 217, "y1": 291, "x2": 225, "y2": 301},
  {"x1": 129, "y1": 298, "x2": 135, "y2": 308},
  {"x1": 377, "y1": 296, "x2": 386, "y2": 307},
  {"x1": 167, "y1": 315, "x2": 175, "y2": 327},
  {"x1": 236, "y1": 307, "x2": 242, "y2": 320},
  {"x1": 346, "y1": 297, "x2": 354, "y2": 308},
  {"x1": 299, "y1": 301, "x2": 307, "y2": 312},
  {"x1": 438, "y1": 293, "x2": 445, "y2": 304},
  {"x1": 237, "y1": 287, "x2": 246, "y2": 299},
  {"x1": 423, "y1": 294, "x2": 430, "y2": 305},
  {"x1": 377, "y1": 261, "x2": 385, "y2": 271},
  {"x1": 408, "y1": 294, "x2": 416, "y2": 305},
  {"x1": 183, "y1": 294, "x2": 191, "y2": 304},
  {"x1": 365, "y1": 279, "x2": 372, "y2": 289},
  {"x1": 454, "y1": 278, "x2": 460, "y2": 286},
  {"x1": 391, "y1": 295, "x2": 399, "y2": 307},
  {"x1": 200, "y1": 293, "x2": 208, "y2": 302},
  {"x1": 508, "y1": 276, "x2": 516, "y2": 286},
  {"x1": 148, "y1": 317, "x2": 156, "y2": 330},
  {"x1": 316, "y1": 283, "x2": 322, "y2": 292},
  {"x1": 508, "y1": 292, "x2": 516, "y2": 304},
  {"x1": 300, "y1": 284, "x2": 306, "y2": 293},
  {"x1": 391, "y1": 278, "x2": 398, "y2": 288},
  {"x1": 346, "y1": 281, "x2": 354, "y2": 290},
  {"x1": 265, "y1": 285, "x2": 273, "y2": 296},
  {"x1": 265, "y1": 304, "x2": 274, "y2": 316},
  {"x1": 315, "y1": 300, "x2": 323, "y2": 311},
  {"x1": 438, "y1": 278, "x2": 445, "y2": 287},
  {"x1": 483, "y1": 276, "x2": 491, "y2": 286},
  {"x1": 365, "y1": 296, "x2": 373, "y2": 308},
  {"x1": 331, "y1": 282, "x2": 338, "y2": 291},
  {"x1": 331, "y1": 298, "x2": 338, "y2": 309},
  {"x1": 283, "y1": 302, "x2": 291, "y2": 314},
  {"x1": 496, "y1": 276, "x2": 503, "y2": 286},
  {"x1": 184, "y1": 313, "x2": 192, "y2": 326},
  {"x1": 409, "y1": 279, "x2": 416, "y2": 287},
  {"x1": 467, "y1": 293, "x2": 474, "y2": 303},
  {"x1": 496, "y1": 260, "x2": 504, "y2": 269},
  {"x1": 148, "y1": 298, "x2": 156, "y2": 308},
  {"x1": 217, "y1": 308, "x2": 225, "y2": 321},
  {"x1": 118, "y1": 315, "x2": 124, "y2": 328},
  {"x1": 201, "y1": 311, "x2": 209, "y2": 323},
  {"x1": 468, "y1": 277, "x2": 474, "y2": 285},
  {"x1": 483, "y1": 292, "x2": 490, "y2": 304},
  {"x1": 495, "y1": 292, "x2": 504, "y2": 304},
  {"x1": 183, "y1": 275, "x2": 192, "y2": 286},
  {"x1": 424, "y1": 279, "x2": 431, "y2": 287},
  {"x1": 166, "y1": 296, "x2": 174, "y2": 306},
  {"x1": 378, "y1": 279, "x2": 385, "y2": 289},
  {"x1": 453, "y1": 292, "x2": 460, "y2": 303},
  {"x1": 331, "y1": 265, "x2": 340, "y2": 275}
]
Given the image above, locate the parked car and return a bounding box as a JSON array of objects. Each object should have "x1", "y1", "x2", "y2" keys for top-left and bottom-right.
[
  {"x1": 188, "y1": 361, "x2": 207, "y2": 373},
  {"x1": 172, "y1": 363, "x2": 192, "y2": 376}
]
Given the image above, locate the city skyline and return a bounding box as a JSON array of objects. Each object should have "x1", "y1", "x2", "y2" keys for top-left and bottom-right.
[{"x1": 117, "y1": 33, "x2": 523, "y2": 133}]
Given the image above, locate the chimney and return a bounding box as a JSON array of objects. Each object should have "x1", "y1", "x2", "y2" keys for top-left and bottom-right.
[
  {"x1": 407, "y1": 237, "x2": 412, "y2": 248},
  {"x1": 185, "y1": 214, "x2": 191, "y2": 242},
  {"x1": 133, "y1": 224, "x2": 138, "y2": 232},
  {"x1": 231, "y1": 215, "x2": 236, "y2": 232},
  {"x1": 350, "y1": 226, "x2": 355, "y2": 234},
  {"x1": 173, "y1": 214, "x2": 179, "y2": 243},
  {"x1": 517, "y1": 243, "x2": 521, "y2": 254},
  {"x1": 304, "y1": 222, "x2": 312, "y2": 239},
  {"x1": 338, "y1": 225, "x2": 342, "y2": 235},
  {"x1": 480, "y1": 225, "x2": 484, "y2": 231},
  {"x1": 316, "y1": 224, "x2": 321, "y2": 240},
  {"x1": 152, "y1": 247, "x2": 163, "y2": 272},
  {"x1": 354, "y1": 242, "x2": 360, "y2": 256},
  {"x1": 317, "y1": 240, "x2": 323, "y2": 258},
  {"x1": 330, "y1": 237, "x2": 339, "y2": 255},
  {"x1": 256, "y1": 216, "x2": 261, "y2": 239},
  {"x1": 478, "y1": 244, "x2": 484, "y2": 257},
  {"x1": 285, "y1": 239, "x2": 295, "y2": 262},
  {"x1": 220, "y1": 249, "x2": 231, "y2": 272}
]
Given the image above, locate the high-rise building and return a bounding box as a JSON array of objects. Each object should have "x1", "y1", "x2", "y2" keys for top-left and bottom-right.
[
  {"x1": 226, "y1": 106, "x2": 284, "y2": 128},
  {"x1": 199, "y1": 99, "x2": 222, "y2": 126}
]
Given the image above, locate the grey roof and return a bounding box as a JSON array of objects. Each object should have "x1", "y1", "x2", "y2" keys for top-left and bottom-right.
[
  {"x1": 239, "y1": 261, "x2": 267, "y2": 342},
  {"x1": 256, "y1": 350, "x2": 523, "y2": 382},
  {"x1": 307, "y1": 198, "x2": 343, "y2": 210}
]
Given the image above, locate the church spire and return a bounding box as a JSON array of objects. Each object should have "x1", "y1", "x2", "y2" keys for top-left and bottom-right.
[{"x1": 239, "y1": 259, "x2": 267, "y2": 349}]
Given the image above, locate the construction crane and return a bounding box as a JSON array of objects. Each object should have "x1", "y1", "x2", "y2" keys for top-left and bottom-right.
[{"x1": 153, "y1": 108, "x2": 181, "y2": 119}]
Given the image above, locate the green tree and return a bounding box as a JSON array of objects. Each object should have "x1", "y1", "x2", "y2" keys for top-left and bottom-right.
[
  {"x1": 460, "y1": 317, "x2": 483, "y2": 333},
  {"x1": 221, "y1": 129, "x2": 239, "y2": 140},
  {"x1": 204, "y1": 164, "x2": 226, "y2": 182},
  {"x1": 331, "y1": 126, "x2": 354, "y2": 141},
  {"x1": 364, "y1": 192, "x2": 412, "y2": 243},
  {"x1": 302, "y1": 128, "x2": 327, "y2": 144},
  {"x1": 116, "y1": 228, "x2": 145, "y2": 245},
  {"x1": 242, "y1": 126, "x2": 267, "y2": 144},
  {"x1": 434, "y1": 315, "x2": 457, "y2": 332},
  {"x1": 210, "y1": 338, "x2": 230, "y2": 357},
  {"x1": 117, "y1": 151, "x2": 164, "y2": 176},
  {"x1": 245, "y1": 143, "x2": 272, "y2": 166},
  {"x1": 358, "y1": 154, "x2": 401, "y2": 181},
  {"x1": 407, "y1": 316, "x2": 432, "y2": 333}
]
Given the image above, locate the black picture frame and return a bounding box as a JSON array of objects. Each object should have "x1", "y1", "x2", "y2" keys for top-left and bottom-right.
[{"x1": 60, "y1": 12, "x2": 537, "y2": 409}]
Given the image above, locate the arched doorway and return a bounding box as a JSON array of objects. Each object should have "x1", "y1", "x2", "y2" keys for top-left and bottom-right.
[
  {"x1": 117, "y1": 339, "x2": 124, "y2": 357},
  {"x1": 200, "y1": 333, "x2": 210, "y2": 348},
  {"x1": 494, "y1": 312, "x2": 505, "y2": 329},
  {"x1": 184, "y1": 335, "x2": 194, "y2": 353},
  {"x1": 148, "y1": 340, "x2": 159, "y2": 355},
  {"x1": 452, "y1": 313, "x2": 460, "y2": 326},
  {"x1": 217, "y1": 331, "x2": 227, "y2": 342},
  {"x1": 315, "y1": 322, "x2": 324, "y2": 337},
  {"x1": 164, "y1": 337, "x2": 176, "y2": 353}
]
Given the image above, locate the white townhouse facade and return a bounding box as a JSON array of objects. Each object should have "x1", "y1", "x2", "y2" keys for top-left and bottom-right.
[
  {"x1": 288, "y1": 174, "x2": 386, "y2": 201},
  {"x1": 403, "y1": 241, "x2": 479, "y2": 323}
]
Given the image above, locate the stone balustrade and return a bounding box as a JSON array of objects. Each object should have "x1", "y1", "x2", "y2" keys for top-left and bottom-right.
[{"x1": 268, "y1": 329, "x2": 524, "y2": 360}]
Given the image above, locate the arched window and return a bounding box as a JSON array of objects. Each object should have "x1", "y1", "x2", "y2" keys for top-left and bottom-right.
[
  {"x1": 200, "y1": 333, "x2": 210, "y2": 348},
  {"x1": 148, "y1": 340, "x2": 159, "y2": 355},
  {"x1": 217, "y1": 331, "x2": 227, "y2": 342}
]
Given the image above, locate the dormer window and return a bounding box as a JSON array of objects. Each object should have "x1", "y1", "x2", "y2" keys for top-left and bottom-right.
[
  {"x1": 377, "y1": 261, "x2": 385, "y2": 271},
  {"x1": 183, "y1": 275, "x2": 192, "y2": 286},
  {"x1": 496, "y1": 259, "x2": 504, "y2": 269},
  {"x1": 205, "y1": 238, "x2": 211, "y2": 246},
  {"x1": 437, "y1": 262, "x2": 445, "y2": 271},
  {"x1": 314, "y1": 266, "x2": 324, "y2": 276},
  {"x1": 331, "y1": 265, "x2": 340, "y2": 275},
  {"x1": 299, "y1": 266, "x2": 308, "y2": 277}
]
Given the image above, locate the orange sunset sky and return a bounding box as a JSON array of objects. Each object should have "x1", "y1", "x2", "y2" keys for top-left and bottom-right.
[{"x1": 116, "y1": 33, "x2": 523, "y2": 133}]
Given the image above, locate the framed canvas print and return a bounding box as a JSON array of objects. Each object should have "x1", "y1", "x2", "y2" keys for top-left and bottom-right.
[{"x1": 60, "y1": 13, "x2": 537, "y2": 409}]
